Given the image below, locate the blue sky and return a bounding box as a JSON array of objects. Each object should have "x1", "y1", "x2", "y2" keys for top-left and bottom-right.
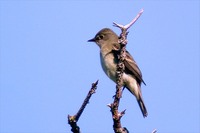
[{"x1": 0, "y1": 0, "x2": 199, "y2": 133}]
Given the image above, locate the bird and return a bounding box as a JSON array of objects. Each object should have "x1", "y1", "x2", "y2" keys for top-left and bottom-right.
[{"x1": 88, "y1": 28, "x2": 148, "y2": 117}]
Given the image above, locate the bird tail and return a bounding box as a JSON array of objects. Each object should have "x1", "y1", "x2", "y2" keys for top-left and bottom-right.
[
  {"x1": 126, "y1": 85, "x2": 148, "y2": 117},
  {"x1": 137, "y1": 92, "x2": 148, "y2": 117}
]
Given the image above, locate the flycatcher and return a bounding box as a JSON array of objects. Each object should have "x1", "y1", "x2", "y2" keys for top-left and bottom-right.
[{"x1": 88, "y1": 28, "x2": 148, "y2": 117}]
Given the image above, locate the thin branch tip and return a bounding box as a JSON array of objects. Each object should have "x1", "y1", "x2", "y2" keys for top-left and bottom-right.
[
  {"x1": 113, "y1": 22, "x2": 124, "y2": 29},
  {"x1": 124, "y1": 9, "x2": 144, "y2": 29},
  {"x1": 95, "y1": 79, "x2": 99, "y2": 84},
  {"x1": 92, "y1": 80, "x2": 99, "y2": 87},
  {"x1": 107, "y1": 103, "x2": 112, "y2": 108},
  {"x1": 152, "y1": 129, "x2": 157, "y2": 133},
  {"x1": 140, "y1": 8, "x2": 144, "y2": 13},
  {"x1": 121, "y1": 109, "x2": 126, "y2": 114}
]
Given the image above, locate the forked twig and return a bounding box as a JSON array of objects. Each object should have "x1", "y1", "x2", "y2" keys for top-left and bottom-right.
[{"x1": 113, "y1": 9, "x2": 144, "y2": 31}]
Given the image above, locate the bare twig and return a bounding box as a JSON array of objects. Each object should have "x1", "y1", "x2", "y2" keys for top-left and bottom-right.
[
  {"x1": 108, "y1": 9, "x2": 144, "y2": 133},
  {"x1": 68, "y1": 80, "x2": 98, "y2": 133},
  {"x1": 113, "y1": 9, "x2": 144, "y2": 30},
  {"x1": 151, "y1": 129, "x2": 157, "y2": 133}
]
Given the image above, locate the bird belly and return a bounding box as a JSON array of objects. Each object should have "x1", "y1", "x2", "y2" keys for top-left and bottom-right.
[
  {"x1": 100, "y1": 52, "x2": 139, "y2": 96},
  {"x1": 100, "y1": 53, "x2": 117, "y2": 82},
  {"x1": 122, "y1": 73, "x2": 139, "y2": 96}
]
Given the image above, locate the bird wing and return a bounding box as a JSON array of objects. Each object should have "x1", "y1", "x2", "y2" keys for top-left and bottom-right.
[
  {"x1": 124, "y1": 51, "x2": 146, "y2": 85},
  {"x1": 111, "y1": 43, "x2": 146, "y2": 85}
]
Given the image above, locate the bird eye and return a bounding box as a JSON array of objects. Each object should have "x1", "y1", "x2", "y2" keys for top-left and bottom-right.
[
  {"x1": 99, "y1": 35, "x2": 104, "y2": 39},
  {"x1": 96, "y1": 35, "x2": 104, "y2": 40}
]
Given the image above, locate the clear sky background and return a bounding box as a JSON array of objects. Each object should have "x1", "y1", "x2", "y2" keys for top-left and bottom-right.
[{"x1": 0, "y1": 0, "x2": 199, "y2": 133}]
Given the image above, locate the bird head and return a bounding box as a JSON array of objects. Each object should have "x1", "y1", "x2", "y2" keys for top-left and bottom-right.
[{"x1": 88, "y1": 28, "x2": 118, "y2": 48}]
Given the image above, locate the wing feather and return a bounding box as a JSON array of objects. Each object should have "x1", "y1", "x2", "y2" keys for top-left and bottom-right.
[
  {"x1": 124, "y1": 51, "x2": 146, "y2": 85},
  {"x1": 111, "y1": 44, "x2": 146, "y2": 86}
]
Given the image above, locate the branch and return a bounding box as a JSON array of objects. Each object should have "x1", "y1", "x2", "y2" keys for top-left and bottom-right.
[
  {"x1": 113, "y1": 9, "x2": 144, "y2": 31},
  {"x1": 109, "y1": 9, "x2": 144, "y2": 133},
  {"x1": 151, "y1": 129, "x2": 157, "y2": 133},
  {"x1": 68, "y1": 80, "x2": 98, "y2": 133}
]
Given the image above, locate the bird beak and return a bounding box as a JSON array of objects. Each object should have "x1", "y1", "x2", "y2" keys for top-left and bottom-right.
[{"x1": 88, "y1": 38, "x2": 96, "y2": 42}]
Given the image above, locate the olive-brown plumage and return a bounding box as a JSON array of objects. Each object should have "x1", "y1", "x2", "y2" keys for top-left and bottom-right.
[{"x1": 88, "y1": 28, "x2": 148, "y2": 117}]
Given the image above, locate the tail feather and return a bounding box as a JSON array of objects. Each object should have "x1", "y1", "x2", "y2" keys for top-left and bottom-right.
[
  {"x1": 137, "y1": 95, "x2": 148, "y2": 117},
  {"x1": 125, "y1": 85, "x2": 148, "y2": 117}
]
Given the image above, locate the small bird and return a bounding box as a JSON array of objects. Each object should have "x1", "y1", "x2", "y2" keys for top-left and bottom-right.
[{"x1": 88, "y1": 28, "x2": 148, "y2": 117}]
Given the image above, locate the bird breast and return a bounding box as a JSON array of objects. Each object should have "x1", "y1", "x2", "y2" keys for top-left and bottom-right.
[{"x1": 100, "y1": 51, "x2": 117, "y2": 82}]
